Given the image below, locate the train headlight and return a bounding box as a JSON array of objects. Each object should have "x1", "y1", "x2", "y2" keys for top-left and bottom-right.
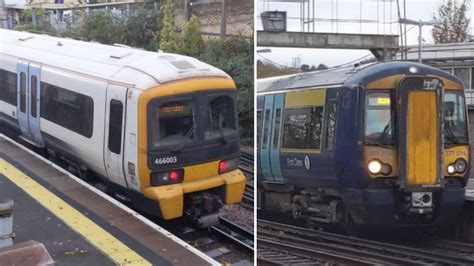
[
  {"x1": 150, "y1": 169, "x2": 184, "y2": 186},
  {"x1": 368, "y1": 160, "x2": 382, "y2": 174},
  {"x1": 219, "y1": 157, "x2": 239, "y2": 174},
  {"x1": 447, "y1": 158, "x2": 467, "y2": 175},
  {"x1": 368, "y1": 160, "x2": 392, "y2": 175},
  {"x1": 447, "y1": 165, "x2": 455, "y2": 174}
]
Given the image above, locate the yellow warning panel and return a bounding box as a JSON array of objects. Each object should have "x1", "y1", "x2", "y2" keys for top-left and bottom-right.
[
  {"x1": 407, "y1": 91, "x2": 438, "y2": 186},
  {"x1": 285, "y1": 89, "x2": 326, "y2": 108}
]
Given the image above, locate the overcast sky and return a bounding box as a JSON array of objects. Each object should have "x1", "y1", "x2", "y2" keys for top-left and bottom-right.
[{"x1": 256, "y1": 0, "x2": 471, "y2": 68}]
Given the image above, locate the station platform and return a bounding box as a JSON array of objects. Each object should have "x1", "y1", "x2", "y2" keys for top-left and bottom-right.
[{"x1": 0, "y1": 134, "x2": 218, "y2": 265}]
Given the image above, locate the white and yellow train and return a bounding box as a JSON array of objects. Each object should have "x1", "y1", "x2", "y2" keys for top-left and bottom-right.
[{"x1": 0, "y1": 29, "x2": 246, "y2": 226}]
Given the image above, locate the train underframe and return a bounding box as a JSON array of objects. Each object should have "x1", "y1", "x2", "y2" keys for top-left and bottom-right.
[{"x1": 259, "y1": 181, "x2": 466, "y2": 234}]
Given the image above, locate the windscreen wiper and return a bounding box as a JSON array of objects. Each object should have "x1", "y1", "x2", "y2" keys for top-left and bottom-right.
[
  {"x1": 377, "y1": 112, "x2": 394, "y2": 146},
  {"x1": 442, "y1": 106, "x2": 459, "y2": 145},
  {"x1": 173, "y1": 125, "x2": 195, "y2": 153},
  {"x1": 211, "y1": 119, "x2": 229, "y2": 144}
]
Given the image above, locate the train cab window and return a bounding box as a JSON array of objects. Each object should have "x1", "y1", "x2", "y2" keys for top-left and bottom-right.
[
  {"x1": 365, "y1": 92, "x2": 392, "y2": 144},
  {"x1": 444, "y1": 91, "x2": 468, "y2": 144},
  {"x1": 150, "y1": 101, "x2": 194, "y2": 148},
  {"x1": 108, "y1": 100, "x2": 123, "y2": 154},
  {"x1": 324, "y1": 101, "x2": 337, "y2": 150},
  {"x1": 41, "y1": 83, "x2": 94, "y2": 138},
  {"x1": 262, "y1": 109, "x2": 270, "y2": 149},
  {"x1": 282, "y1": 107, "x2": 323, "y2": 150},
  {"x1": 273, "y1": 109, "x2": 282, "y2": 148},
  {"x1": 31, "y1": 76, "x2": 37, "y2": 118},
  {"x1": 205, "y1": 96, "x2": 236, "y2": 141},
  {"x1": 0, "y1": 69, "x2": 17, "y2": 106},
  {"x1": 20, "y1": 73, "x2": 26, "y2": 113}
]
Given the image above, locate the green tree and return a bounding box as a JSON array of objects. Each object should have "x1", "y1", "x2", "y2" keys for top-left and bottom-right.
[
  {"x1": 158, "y1": 0, "x2": 179, "y2": 52},
  {"x1": 178, "y1": 16, "x2": 204, "y2": 57},
  {"x1": 120, "y1": 8, "x2": 163, "y2": 51},
  {"x1": 15, "y1": 8, "x2": 52, "y2": 33},
  {"x1": 79, "y1": 11, "x2": 120, "y2": 45},
  {"x1": 200, "y1": 38, "x2": 254, "y2": 143},
  {"x1": 432, "y1": 0, "x2": 471, "y2": 43}
]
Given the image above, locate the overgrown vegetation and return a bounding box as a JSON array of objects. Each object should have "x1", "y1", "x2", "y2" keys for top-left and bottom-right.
[{"x1": 16, "y1": 0, "x2": 254, "y2": 143}]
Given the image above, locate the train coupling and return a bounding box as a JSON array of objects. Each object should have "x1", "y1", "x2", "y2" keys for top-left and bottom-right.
[{"x1": 186, "y1": 192, "x2": 223, "y2": 228}]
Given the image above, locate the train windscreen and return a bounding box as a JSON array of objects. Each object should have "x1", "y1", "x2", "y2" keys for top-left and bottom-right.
[
  {"x1": 150, "y1": 101, "x2": 194, "y2": 148},
  {"x1": 444, "y1": 91, "x2": 468, "y2": 144},
  {"x1": 204, "y1": 95, "x2": 237, "y2": 141},
  {"x1": 364, "y1": 91, "x2": 393, "y2": 144}
]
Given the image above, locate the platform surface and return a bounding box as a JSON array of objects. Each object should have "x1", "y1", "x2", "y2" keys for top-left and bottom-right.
[{"x1": 0, "y1": 135, "x2": 216, "y2": 265}]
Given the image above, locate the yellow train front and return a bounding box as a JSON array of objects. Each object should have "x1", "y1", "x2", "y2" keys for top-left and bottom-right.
[
  {"x1": 135, "y1": 78, "x2": 246, "y2": 226},
  {"x1": 257, "y1": 61, "x2": 469, "y2": 232}
]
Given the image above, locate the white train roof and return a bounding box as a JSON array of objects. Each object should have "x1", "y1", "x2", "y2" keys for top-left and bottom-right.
[{"x1": 0, "y1": 29, "x2": 231, "y2": 89}]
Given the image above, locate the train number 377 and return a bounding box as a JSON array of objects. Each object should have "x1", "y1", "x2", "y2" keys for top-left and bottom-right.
[{"x1": 154, "y1": 157, "x2": 177, "y2": 165}]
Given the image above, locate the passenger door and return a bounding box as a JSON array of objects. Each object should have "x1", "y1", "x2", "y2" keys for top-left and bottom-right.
[
  {"x1": 269, "y1": 94, "x2": 284, "y2": 182},
  {"x1": 260, "y1": 95, "x2": 275, "y2": 181},
  {"x1": 16, "y1": 61, "x2": 44, "y2": 146},
  {"x1": 104, "y1": 84, "x2": 128, "y2": 187}
]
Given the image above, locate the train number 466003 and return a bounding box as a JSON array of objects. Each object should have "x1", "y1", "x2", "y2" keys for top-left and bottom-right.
[{"x1": 154, "y1": 157, "x2": 177, "y2": 165}]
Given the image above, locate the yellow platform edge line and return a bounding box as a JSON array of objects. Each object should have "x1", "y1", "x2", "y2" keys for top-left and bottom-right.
[{"x1": 0, "y1": 159, "x2": 152, "y2": 266}]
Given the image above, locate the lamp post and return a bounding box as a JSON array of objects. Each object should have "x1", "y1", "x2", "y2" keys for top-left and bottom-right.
[{"x1": 399, "y1": 18, "x2": 442, "y2": 63}]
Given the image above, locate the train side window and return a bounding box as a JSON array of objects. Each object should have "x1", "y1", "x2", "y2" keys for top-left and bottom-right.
[
  {"x1": 0, "y1": 69, "x2": 17, "y2": 106},
  {"x1": 257, "y1": 110, "x2": 262, "y2": 148},
  {"x1": 108, "y1": 100, "x2": 123, "y2": 154},
  {"x1": 31, "y1": 75, "x2": 37, "y2": 118},
  {"x1": 324, "y1": 101, "x2": 337, "y2": 150},
  {"x1": 41, "y1": 83, "x2": 94, "y2": 138},
  {"x1": 20, "y1": 72, "x2": 26, "y2": 113},
  {"x1": 282, "y1": 107, "x2": 323, "y2": 150},
  {"x1": 273, "y1": 109, "x2": 282, "y2": 148},
  {"x1": 262, "y1": 109, "x2": 270, "y2": 149}
]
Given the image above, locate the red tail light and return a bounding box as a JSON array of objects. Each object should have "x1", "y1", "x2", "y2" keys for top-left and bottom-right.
[
  {"x1": 219, "y1": 161, "x2": 228, "y2": 172},
  {"x1": 218, "y1": 158, "x2": 239, "y2": 174},
  {"x1": 170, "y1": 171, "x2": 180, "y2": 180},
  {"x1": 150, "y1": 169, "x2": 184, "y2": 186}
]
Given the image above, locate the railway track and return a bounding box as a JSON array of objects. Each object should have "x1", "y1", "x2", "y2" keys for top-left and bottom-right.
[
  {"x1": 258, "y1": 219, "x2": 474, "y2": 265},
  {"x1": 210, "y1": 216, "x2": 254, "y2": 254},
  {"x1": 239, "y1": 152, "x2": 254, "y2": 209}
]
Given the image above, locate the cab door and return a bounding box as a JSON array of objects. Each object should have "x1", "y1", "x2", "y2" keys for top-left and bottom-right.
[{"x1": 104, "y1": 84, "x2": 128, "y2": 187}]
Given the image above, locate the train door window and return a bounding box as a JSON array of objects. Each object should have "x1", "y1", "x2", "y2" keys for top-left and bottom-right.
[
  {"x1": 20, "y1": 72, "x2": 26, "y2": 113},
  {"x1": 262, "y1": 109, "x2": 270, "y2": 149},
  {"x1": 282, "y1": 107, "x2": 323, "y2": 150},
  {"x1": 0, "y1": 69, "x2": 17, "y2": 106},
  {"x1": 108, "y1": 100, "x2": 123, "y2": 154},
  {"x1": 323, "y1": 101, "x2": 337, "y2": 150},
  {"x1": 257, "y1": 110, "x2": 262, "y2": 148},
  {"x1": 273, "y1": 109, "x2": 282, "y2": 148},
  {"x1": 30, "y1": 75, "x2": 37, "y2": 118}
]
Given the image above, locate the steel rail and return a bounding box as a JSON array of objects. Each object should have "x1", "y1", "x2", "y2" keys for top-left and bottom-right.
[{"x1": 258, "y1": 219, "x2": 474, "y2": 265}]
